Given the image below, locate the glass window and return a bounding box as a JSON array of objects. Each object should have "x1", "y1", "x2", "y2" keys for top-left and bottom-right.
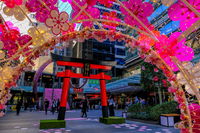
[{"x1": 116, "y1": 48, "x2": 125, "y2": 56}]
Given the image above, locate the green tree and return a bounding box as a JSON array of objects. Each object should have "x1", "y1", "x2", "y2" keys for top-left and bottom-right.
[{"x1": 140, "y1": 62, "x2": 169, "y2": 104}]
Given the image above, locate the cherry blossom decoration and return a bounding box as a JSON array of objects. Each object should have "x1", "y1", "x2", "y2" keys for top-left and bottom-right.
[
  {"x1": 0, "y1": 41, "x2": 5, "y2": 59},
  {"x1": 3, "y1": 5, "x2": 29, "y2": 21},
  {"x1": 45, "y1": 10, "x2": 69, "y2": 35},
  {"x1": 25, "y1": 0, "x2": 58, "y2": 23},
  {"x1": 154, "y1": 32, "x2": 194, "y2": 71},
  {"x1": 168, "y1": 0, "x2": 200, "y2": 31},
  {"x1": 65, "y1": 0, "x2": 97, "y2": 6},
  {"x1": 120, "y1": 0, "x2": 153, "y2": 28},
  {"x1": 28, "y1": 25, "x2": 52, "y2": 46},
  {"x1": 188, "y1": 104, "x2": 200, "y2": 133},
  {"x1": 0, "y1": 21, "x2": 32, "y2": 58},
  {"x1": 1, "y1": 0, "x2": 23, "y2": 8},
  {"x1": 0, "y1": 22, "x2": 20, "y2": 57},
  {"x1": 70, "y1": 0, "x2": 100, "y2": 28}
]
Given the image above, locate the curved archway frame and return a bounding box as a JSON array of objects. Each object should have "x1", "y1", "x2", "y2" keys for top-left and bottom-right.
[
  {"x1": 32, "y1": 59, "x2": 52, "y2": 98},
  {"x1": 0, "y1": 20, "x2": 195, "y2": 133},
  {"x1": 14, "y1": 27, "x2": 192, "y2": 132},
  {"x1": 0, "y1": 0, "x2": 200, "y2": 132}
]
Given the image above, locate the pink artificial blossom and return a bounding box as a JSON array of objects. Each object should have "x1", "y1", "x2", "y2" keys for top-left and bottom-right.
[
  {"x1": 72, "y1": 6, "x2": 100, "y2": 28},
  {"x1": 162, "y1": 80, "x2": 167, "y2": 87},
  {"x1": 155, "y1": 32, "x2": 194, "y2": 71},
  {"x1": 168, "y1": 87, "x2": 177, "y2": 93},
  {"x1": 153, "y1": 76, "x2": 159, "y2": 81},
  {"x1": 154, "y1": 68, "x2": 159, "y2": 72},
  {"x1": 26, "y1": 0, "x2": 58, "y2": 22},
  {"x1": 46, "y1": 10, "x2": 69, "y2": 35},
  {"x1": 168, "y1": 0, "x2": 200, "y2": 31},
  {"x1": 17, "y1": 35, "x2": 32, "y2": 56},
  {"x1": 120, "y1": 0, "x2": 153, "y2": 28},
  {"x1": 0, "y1": 21, "x2": 32, "y2": 57},
  {"x1": 141, "y1": 66, "x2": 145, "y2": 70},
  {"x1": 186, "y1": 104, "x2": 200, "y2": 133},
  {"x1": 2, "y1": 0, "x2": 22, "y2": 8}
]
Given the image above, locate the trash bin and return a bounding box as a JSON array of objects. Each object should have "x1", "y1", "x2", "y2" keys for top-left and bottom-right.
[
  {"x1": 122, "y1": 111, "x2": 127, "y2": 118},
  {"x1": 160, "y1": 114, "x2": 180, "y2": 126}
]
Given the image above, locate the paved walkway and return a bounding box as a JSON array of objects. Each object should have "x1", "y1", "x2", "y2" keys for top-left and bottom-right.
[{"x1": 0, "y1": 110, "x2": 180, "y2": 133}]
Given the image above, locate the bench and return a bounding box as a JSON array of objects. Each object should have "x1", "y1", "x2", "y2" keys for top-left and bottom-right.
[{"x1": 160, "y1": 114, "x2": 180, "y2": 126}]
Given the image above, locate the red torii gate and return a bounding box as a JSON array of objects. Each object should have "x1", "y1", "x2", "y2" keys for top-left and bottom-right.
[{"x1": 52, "y1": 54, "x2": 115, "y2": 120}]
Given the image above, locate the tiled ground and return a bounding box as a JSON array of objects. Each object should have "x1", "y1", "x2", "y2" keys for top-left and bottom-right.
[{"x1": 0, "y1": 110, "x2": 179, "y2": 133}]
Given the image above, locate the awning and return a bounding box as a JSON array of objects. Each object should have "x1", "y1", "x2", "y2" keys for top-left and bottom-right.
[
  {"x1": 106, "y1": 74, "x2": 142, "y2": 93},
  {"x1": 11, "y1": 86, "x2": 44, "y2": 93}
]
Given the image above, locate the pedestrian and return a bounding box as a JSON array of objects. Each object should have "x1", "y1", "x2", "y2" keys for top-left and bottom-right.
[
  {"x1": 134, "y1": 96, "x2": 139, "y2": 104},
  {"x1": 81, "y1": 99, "x2": 88, "y2": 118},
  {"x1": 56, "y1": 99, "x2": 60, "y2": 112},
  {"x1": 44, "y1": 99, "x2": 49, "y2": 115},
  {"x1": 108, "y1": 96, "x2": 115, "y2": 116},
  {"x1": 140, "y1": 98, "x2": 146, "y2": 105},
  {"x1": 24, "y1": 101, "x2": 28, "y2": 110},
  {"x1": 86, "y1": 98, "x2": 89, "y2": 112},
  {"x1": 16, "y1": 100, "x2": 21, "y2": 116},
  {"x1": 52, "y1": 99, "x2": 56, "y2": 115}
]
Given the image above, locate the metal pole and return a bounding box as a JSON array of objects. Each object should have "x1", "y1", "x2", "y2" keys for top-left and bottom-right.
[{"x1": 51, "y1": 62, "x2": 56, "y2": 105}]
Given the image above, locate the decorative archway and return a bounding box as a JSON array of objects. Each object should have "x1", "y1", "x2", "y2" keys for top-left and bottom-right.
[{"x1": 0, "y1": 0, "x2": 200, "y2": 132}]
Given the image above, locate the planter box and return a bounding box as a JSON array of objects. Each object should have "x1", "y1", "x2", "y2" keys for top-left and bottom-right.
[
  {"x1": 40, "y1": 120, "x2": 66, "y2": 129},
  {"x1": 160, "y1": 114, "x2": 180, "y2": 127},
  {"x1": 99, "y1": 117, "x2": 125, "y2": 124}
]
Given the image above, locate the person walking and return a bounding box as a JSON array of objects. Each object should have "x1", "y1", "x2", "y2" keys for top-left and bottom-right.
[
  {"x1": 44, "y1": 99, "x2": 49, "y2": 115},
  {"x1": 56, "y1": 99, "x2": 60, "y2": 112},
  {"x1": 16, "y1": 100, "x2": 22, "y2": 116},
  {"x1": 81, "y1": 99, "x2": 88, "y2": 118},
  {"x1": 108, "y1": 96, "x2": 115, "y2": 116},
  {"x1": 51, "y1": 99, "x2": 56, "y2": 115}
]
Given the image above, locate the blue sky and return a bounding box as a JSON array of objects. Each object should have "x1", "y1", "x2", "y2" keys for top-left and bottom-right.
[{"x1": 58, "y1": 0, "x2": 72, "y2": 15}]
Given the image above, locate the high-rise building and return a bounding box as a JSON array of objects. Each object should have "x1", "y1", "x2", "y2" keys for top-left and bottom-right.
[{"x1": 80, "y1": 2, "x2": 126, "y2": 77}]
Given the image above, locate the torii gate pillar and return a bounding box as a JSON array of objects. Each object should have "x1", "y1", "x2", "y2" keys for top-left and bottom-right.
[{"x1": 100, "y1": 72, "x2": 109, "y2": 118}]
